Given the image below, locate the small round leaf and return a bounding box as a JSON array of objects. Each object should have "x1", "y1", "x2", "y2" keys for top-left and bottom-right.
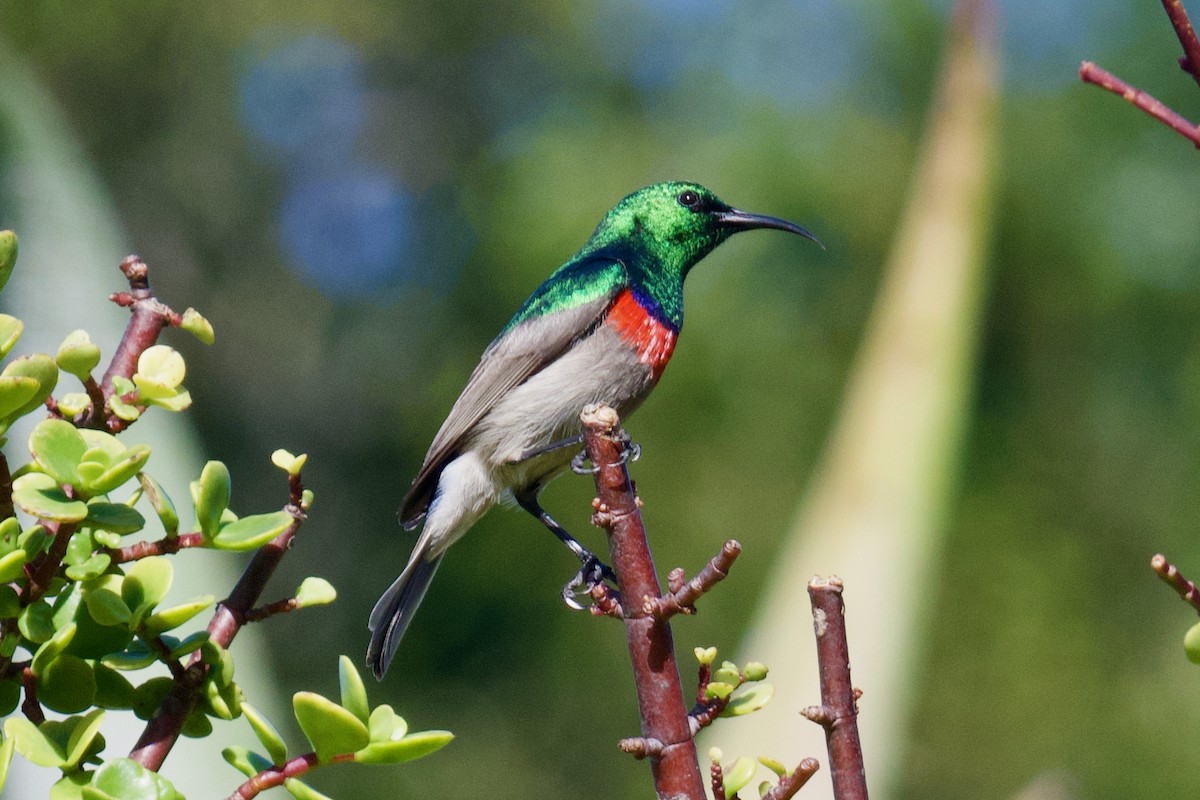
[
  {"x1": 0, "y1": 315, "x2": 22, "y2": 360},
  {"x1": 1, "y1": 354, "x2": 58, "y2": 419},
  {"x1": 39, "y1": 654, "x2": 96, "y2": 713},
  {"x1": 722, "y1": 756, "x2": 758, "y2": 796},
  {"x1": 0, "y1": 231, "x2": 16, "y2": 294},
  {"x1": 135, "y1": 345, "x2": 186, "y2": 390},
  {"x1": 294, "y1": 577, "x2": 337, "y2": 608},
  {"x1": 353, "y1": 730, "x2": 454, "y2": 765},
  {"x1": 721, "y1": 683, "x2": 776, "y2": 717},
  {"x1": 1185, "y1": 620, "x2": 1200, "y2": 664},
  {"x1": 339, "y1": 654, "x2": 369, "y2": 725},
  {"x1": 4, "y1": 716, "x2": 65, "y2": 767},
  {"x1": 55, "y1": 330, "x2": 101, "y2": 381},
  {"x1": 12, "y1": 472, "x2": 87, "y2": 522},
  {"x1": 180, "y1": 308, "x2": 215, "y2": 345},
  {"x1": 84, "y1": 502, "x2": 146, "y2": 534},
  {"x1": 242, "y1": 702, "x2": 288, "y2": 766},
  {"x1": 195, "y1": 461, "x2": 231, "y2": 539}
]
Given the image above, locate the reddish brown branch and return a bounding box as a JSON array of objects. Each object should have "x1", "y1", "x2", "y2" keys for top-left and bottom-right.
[
  {"x1": 1161, "y1": 0, "x2": 1200, "y2": 88},
  {"x1": 763, "y1": 759, "x2": 821, "y2": 800},
  {"x1": 21, "y1": 666, "x2": 44, "y2": 724},
  {"x1": 226, "y1": 752, "x2": 353, "y2": 800},
  {"x1": 242, "y1": 596, "x2": 299, "y2": 623},
  {"x1": 1151, "y1": 553, "x2": 1200, "y2": 614},
  {"x1": 106, "y1": 533, "x2": 205, "y2": 564},
  {"x1": 1079, "y1": 61, "x2": 1200, "y2": 146},
  {"x1": 580, "y1": 404, "x2": 705, "y2": 799},
  {"x1": 22, "y1": 521, "x2": 75, "y2": 603},
  {"x1": 645, "y1": 539, "x2": 741, "y2": 620},
  {"x1": 83, "y1": 255, "x2": 181, "y2": 432},
  {"x1": 710, "y1": 759, "x2": 727, "y2": 800},
  {"x1": 129, "y1": 478, "x2": 308, "y2": 771},
  {"x1": 588, "y1": 582, "x2": 624, "y2": 619},
  {"x1": 807, "y1": 577, "x2": 868, "y2": 800},
  {"x1": 0, "y1": 453, "x2": 13, "y2": 521}
]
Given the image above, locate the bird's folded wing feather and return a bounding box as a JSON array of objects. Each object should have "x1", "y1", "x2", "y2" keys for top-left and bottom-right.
[{"x1": 398, "y1": 256, "x2": 627, "y2": 526}]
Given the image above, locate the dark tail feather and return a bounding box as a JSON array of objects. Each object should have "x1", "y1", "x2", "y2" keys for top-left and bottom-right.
[{"x1": 366, "y1": 543, "x2": 443, "y2": 680}]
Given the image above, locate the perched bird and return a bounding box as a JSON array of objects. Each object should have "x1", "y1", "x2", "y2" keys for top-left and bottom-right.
[{"x1": 368, "y1": 181, "x2": 819, "y2": 679}]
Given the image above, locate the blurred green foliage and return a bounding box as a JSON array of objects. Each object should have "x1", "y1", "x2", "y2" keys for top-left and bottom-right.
[{"x1": 3, "y1": 1, "x2": 1200, "y2": 798}]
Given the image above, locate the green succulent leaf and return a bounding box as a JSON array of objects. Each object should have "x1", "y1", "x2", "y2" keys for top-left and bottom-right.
[
  {"x1": 84, "y1": 588, "x2": 132, "y2": 628},
  {"x1": 0, "y1": 516, "x2": 19, "y2": 555},
  {"x1": 143, "y1": 596, "x2": 214, "y2": 635},
  {"x1": 704, "y1": 681, "x2": 735, "y2": 701},
  {"x1": 135, "y1": 345, "x2": 186, "y2": 392},
  {"x1": 0, "y1": 585, "x2": 18, "y2": 617},
  {"x1": 83, "y1": 757, "x2": 184, "y2": 800},
  {"x1": 168, "y1": 631, "x2": 209, "y2": 660},
  {"x1": 65, "y1": 553, "x2": 111, "y2": 582},
  {"x1": 758, "y1": 756, "x2": 788, "y2": 778},
  {"x1": 142, "y1": 390, "x2": 191, "y2": 412},
  {"x1": 56, "y1": 330, "x2": 102, "y2": 381},
  {"x1": 180, "y1": 308, "x2": 215, "y2": 345},
  {"x1": 121, "y1": 556, "x2": 173, "y2": 613},
  {"x1": 211, "y1": 510, "x2": 293, "y2": 551},
  {"x1": 0, "y1": 734, "x2": 16, "y2": 795},
  {"x1": 1, "y1": 354, "x2": 58, "y2": 419},
  {"x1": 0, "y1": 548, "x2": 27, "y2": 583},
  {"x1": 39, "y1": 654, "x2": 97, "y2": 713},
  {"x1": 694, "y1": 646, "x2": 718, "y2": 665},
  {"x1": 353, "y1": 730, "x2": 455, "y2": 765},
  {"x1": 182, "y1": 705, "x2": 214, "y2": 738},
  {"x1": 56, "y1": 392, "x2": 91, "y2": 417},
  {"x1": 203, "y1": 674, "x2": 243, "y2": 720},
  {"x1": 368, "y1": 704, "x2": 406, "y2": 743},
  {"x1": 271, "y1": 449, "x2": 307, "y2": 476},
  {"x1": 222, "y1": 745, "x2": 274, "y2": 779},
  {"x1": 0, "y1": 315, "x2": 22, "y2": 361},
  {"x1": 0, "y1": 677, "x2": 18, "y2": 716},
  {"x1": 137, "y1": 473, "x2": 179, "y2": 536},
  {"x1": 743, "y1": 662, "x2": 769, "y2": 682},
  {"x1": 712, "y1": 665, "x2": 741, "y2": 686},
  {"x1": 5, "y1": 716, "x2": 66, "y2": 767},
  {"x1": 107, "y1": 395, "x2": 140, "y2": 422},
  {"x1": 294, "y1": 577, "x2": 337, "y2": 608},
  {"x1": 101, "y1": 640, "x2": 157, "y2": 671},
  {"x1": 18, "y1": 524, "x2": 51, "y2": 555},
  {"x1": 92, "y1": 662, "x2": 136, "y2": 709},
  {"x1": 78, "y1": 442, "x2": 151, "y2": 497},
  {"x1": 31, "y1": 621, "x2": 77, "y2": 676},
  {"x1": 0, "y1": 375, "x2": 37, "y2": 420},
  {"x1": 30, "y1": 410, "x2": 89, "y2": 484},
  {"x1": 84, "y1": 502, "x2": 146, "y2": 534},
  {"x1": 0, "y1": 231, "x2": 16, "y2": 294},
  {"x1": 338, "y1": 654, "x2": 370, "y2": 725},
  {"x1": 284, "y1": 779, "x2": 335, "y2": 800},
  {"x1": 132, "y1": 677, "x2": 174, "y2": 721},
  {"x1": 19, "y1": 601, "x2": 56, "y2": 643},
  {"x1": 64, "y1": 708, "x2": 106, "y2": 769},
  {"x1": 194, "y1": 461, "x2": 231, "y2": 539},
  {"x1": 721, "y1": 683, "x2": 776, "y2": 717},
  {"x1": 13, "y1": 472, "x2": 88, "y2": 522},
  {"x1": 1185, "y1": 621, "x2": 1200, "y2": 665},
  {"x1": 242, "y1": 702, "x2": 288, "y2": 765},
  {"x1": 722, "y1": 756, "x2": 758, "y2": 796},
  {"x1": 293, "y1": 690, "x2": 370, "y2": 762}
]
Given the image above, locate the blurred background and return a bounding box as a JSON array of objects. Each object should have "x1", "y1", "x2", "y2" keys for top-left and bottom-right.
[{"x1": 2, "y1": 0, "x2": 1200, "y2": 797}]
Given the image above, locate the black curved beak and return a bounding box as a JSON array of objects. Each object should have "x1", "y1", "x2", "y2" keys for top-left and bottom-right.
[{"x1": 714, "y1": 208, "x2": 825, "y2": 249}]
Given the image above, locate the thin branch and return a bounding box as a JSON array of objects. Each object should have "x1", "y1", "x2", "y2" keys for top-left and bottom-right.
[
  {"x1": 710, "y1": 759, "x2": 727, "y2": 800},
  {"x1": 129, "y1": 476, "x2": 308, "y2": 771},
  {"x1": 226, "y1": 752, "x2": 354, "y2": 800},
  {"x1": 762, "y1": 759, "x2": 821, "y2": 800},
  {"x1": 1079, "y1": 61, "x2": 1200, "y2": 146},
  {"x1": 22, "y1": 520, "x2": 75, "y2": 603},
  {"x1": 0, "y1": 453, "x2": 13, "y2": 521},
  {"x1": 806, "y1": 577, "x2": 869, "y2": 800},
  {"x1": 242, "y1": 596, "x2": 299, "y2": 623},
  {"x1": 580, "y1": 404, "x2": 706, "y2": 800},
  {"x1": 21, "y1": 666, "x2": 44, "y2": 724},
  {"x1": 644, "y1": 539, "x2": 741, "y2": 620},
  {"x1": 105, "y1": 532, "x2": 205, "y2": 564},
  {"x1": 1161, "y1": 0, "x2": 1200, "y2": 88},
  {"x1": 83, "y1": 255, "x2": 182, "y2": 432},
  {"x1": 1151, "y1": 553, "x2": 1200, "y2": 614}
]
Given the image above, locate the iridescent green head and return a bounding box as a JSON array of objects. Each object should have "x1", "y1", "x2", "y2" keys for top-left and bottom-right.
[{"x1": 584, "y1": 181, "x2": 820, "y2": 277}]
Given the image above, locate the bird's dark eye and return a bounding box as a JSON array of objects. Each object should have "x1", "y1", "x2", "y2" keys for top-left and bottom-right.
[{"x1": 678, "y1": 190, "x2": 701, "y2": 209}]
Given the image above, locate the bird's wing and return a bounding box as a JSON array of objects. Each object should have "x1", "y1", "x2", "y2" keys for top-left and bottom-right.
[{"x1": 399, "y1": 256, "x2": 627, "y2": 526}]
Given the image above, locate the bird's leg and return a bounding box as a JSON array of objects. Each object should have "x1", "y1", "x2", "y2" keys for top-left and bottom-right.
[
  {"x1": 514, "y1": 488, "x2": 616, "y2": 609},
  {"x1": 510, "y1": 434, "x2": 584, "y2": 464}
]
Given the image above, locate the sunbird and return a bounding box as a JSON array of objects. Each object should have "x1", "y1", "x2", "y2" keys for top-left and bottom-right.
[{"x1": 367, "y1": 182, "x2": 819, "y2": 678}]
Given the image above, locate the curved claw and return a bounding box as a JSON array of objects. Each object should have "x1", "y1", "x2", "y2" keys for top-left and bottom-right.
[
  {"x1": 561, "y1": 556, "x2": 617, "y2": 610},
  {"x1": 570, "y1": 451, "x2": 596, "y2": 475}
]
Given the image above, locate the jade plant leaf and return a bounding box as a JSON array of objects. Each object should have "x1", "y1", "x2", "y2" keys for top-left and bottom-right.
[
  {"x1": 12, "y1": 472, "x2": 88, "y2": 522},
  {"x1": 210, "y1": 510, "x2": 293, "y2": 551},
  {"x1": 353, "y1": 730, "x2": 455, "y2": 765},
  {"x1": 293, "y1": 691, "x2": 369, "y2": 762},
  {"x1": 194, "y1": 461, "x2": 230, "y2": 539}
]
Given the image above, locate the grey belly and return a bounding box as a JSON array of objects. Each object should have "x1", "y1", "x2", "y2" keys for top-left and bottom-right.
[{"x1": 468, "y1": 326, "x2": 656, "y2": 487}]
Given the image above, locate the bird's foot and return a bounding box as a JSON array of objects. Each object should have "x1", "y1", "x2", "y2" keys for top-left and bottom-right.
[
  {"x1": 562, "y1": 555, "x2": 618, "y2": 610},
  {"x1": 570, "y1": 438, "x2": 641, "y2": 475}
]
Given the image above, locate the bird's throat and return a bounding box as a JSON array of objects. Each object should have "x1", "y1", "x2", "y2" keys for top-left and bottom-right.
[{"x1": 605, "y1": 288, "x2": 679, "y2": 381}]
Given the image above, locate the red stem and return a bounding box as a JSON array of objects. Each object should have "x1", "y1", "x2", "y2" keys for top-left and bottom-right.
[
  {"x1": 1079, "y1": 61, "x2": 1200, "y2": 147},
  {"x1": 106, "y1": 533, "x2": 205, "y2": 564},
  {"x1": 807, "y1": 577, "x2": 868, "y2": 800},
  {"x1": 227, "y1": 752, "x2": 348, "y2": 799},
  {"x1": 129, "y1": 487, "x2": 306, "y2": 770},
  {"x1": 580, "y1": 405, "x2": 705, "y2": 800},
  {"x1": 1161, "y1": 0, "x2": 1200, "y2": 88}
]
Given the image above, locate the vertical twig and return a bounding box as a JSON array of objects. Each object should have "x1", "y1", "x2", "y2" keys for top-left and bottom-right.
[
  {"x1": 805, "y1": 577, "x2": 868, "y2": 800},
  {"x1": 581, "y1": 404, "x2": 705, "y2": 800},
  {"x1": 129, "y1": 473, "x2": 307, "y2": 770}
]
